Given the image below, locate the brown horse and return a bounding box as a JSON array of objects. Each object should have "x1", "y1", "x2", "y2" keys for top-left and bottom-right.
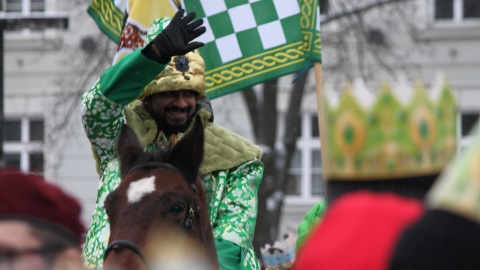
[{"x1": 103, "y1": 117, "x2": 218, "y2": 270}]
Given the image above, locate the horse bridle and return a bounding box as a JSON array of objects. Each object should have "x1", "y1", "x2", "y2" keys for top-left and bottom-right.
[{"x1": 104, "y1": 162, "x2": 200, "y2": 270}]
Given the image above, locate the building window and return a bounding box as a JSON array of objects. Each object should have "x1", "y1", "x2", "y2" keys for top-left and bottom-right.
[
  {"x1": 461, "y1": 112, "x2": 479, "y2": 136},
  {"x1": 435, "y1": 0, "x2": 454, "y2": 19},
  {"x1": 3, "y1": 118, "x2": 44, "y2": 174},
  {"x1": 320, "y1": 0, "x2": 329, "y2": 15},
  {"x1": 2, "y1": 0, "x2": 45, "y2": 13},
  {"x1": 286, "y1": 151, "x2": 301, "y2": 196},
  {"x1": 433, "y1": 0, "x2": 480, "y2": 21},
  {"x1": 459, "y1": 111, "x2": 479, "y2": 152},
  {"x1": 311, "y1": 149, "x2": 323, "y2": 195},
  {"x1": 287, "y1": 113, "x2": 323, "y2": 198}
]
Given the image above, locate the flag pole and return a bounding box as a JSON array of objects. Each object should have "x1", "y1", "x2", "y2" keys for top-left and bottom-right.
[
  {"x1": 314, "y1": 0, "x2": 328, "y2": 200},
  {"x1": 313, "y1": 62, "x2": 328, "y2": 198}
]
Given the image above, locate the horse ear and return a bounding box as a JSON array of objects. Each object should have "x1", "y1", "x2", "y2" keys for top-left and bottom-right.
[
  {"x1": 170, "y1": 116, "x2": 204, "y2": 182},
  {"x1": 117, "y1": 124, "x2": 144, "y2": 177}
]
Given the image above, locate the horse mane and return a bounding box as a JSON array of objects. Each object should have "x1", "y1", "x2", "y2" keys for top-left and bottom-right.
[{"x1": 126, "y1": 146, "x2": 171, "y2": 170}]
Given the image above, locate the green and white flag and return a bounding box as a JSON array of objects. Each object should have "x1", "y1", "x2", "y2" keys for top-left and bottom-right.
[
  {"x1": 87, "y1": 0, "x2": 124, "y2": 43},
  {"x1": 184, "y1": 0, "x2": 322, "y2": 99},
  {"x1": 88, "y1": 0, "x2": 321, "y2": 99},
  {"x1": 87, "y1": 0, "x2": 178, "y2": 50}
]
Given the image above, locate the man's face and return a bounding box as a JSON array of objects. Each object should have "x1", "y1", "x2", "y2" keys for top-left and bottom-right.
[
  {"x1": 0, "y1": 220, "x2": 49, "y2": 270},
  {"x1": 146, "y1": 90, "x2": 197, "y2": 133}
]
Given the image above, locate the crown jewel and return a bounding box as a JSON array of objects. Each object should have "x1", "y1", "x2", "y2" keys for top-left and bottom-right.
[
  {"x1": 325, "y1": 76, "x2": 457, "y2": 180},
  {"x1": 174, "y1": 55, "x2": 190, "y2": 80}
]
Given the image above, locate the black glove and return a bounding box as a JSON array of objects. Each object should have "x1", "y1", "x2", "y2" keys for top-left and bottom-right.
[{"x1": 152, "y1": 9, "x2": 206, "y2": 63}]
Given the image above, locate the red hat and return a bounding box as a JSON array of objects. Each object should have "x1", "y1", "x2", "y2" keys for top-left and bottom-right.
[{"x1": 0, "y1": 170, "x2": 85, "y2": 244}]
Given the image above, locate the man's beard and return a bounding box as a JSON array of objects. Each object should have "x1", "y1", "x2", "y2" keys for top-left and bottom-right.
[{"x1": 147, "y1": 106, "x2": 194, "y2": 135}]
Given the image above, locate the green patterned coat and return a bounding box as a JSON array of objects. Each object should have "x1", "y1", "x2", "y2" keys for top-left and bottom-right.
[{"x1": 81, "y1": 49, "x2": 264, "y2": 269}]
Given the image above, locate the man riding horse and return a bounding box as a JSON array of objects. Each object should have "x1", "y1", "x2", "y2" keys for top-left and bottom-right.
[{"x1": 81, "y1": 10, "x2": 264, "y2": 269}]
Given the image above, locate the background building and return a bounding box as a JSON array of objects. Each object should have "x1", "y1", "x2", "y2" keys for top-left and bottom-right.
[{"x1": 2, "y1": 0, "x2": 480, "y2": 239}]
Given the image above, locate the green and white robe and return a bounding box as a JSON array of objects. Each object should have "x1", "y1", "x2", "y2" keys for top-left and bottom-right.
[{"x1": 81, "y1": 49, "x2": 264, "y2": 269}]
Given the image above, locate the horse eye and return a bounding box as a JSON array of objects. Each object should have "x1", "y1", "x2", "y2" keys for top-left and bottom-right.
[{"x1": 170, "y1": 204, "x2": 184, "y2": 215}]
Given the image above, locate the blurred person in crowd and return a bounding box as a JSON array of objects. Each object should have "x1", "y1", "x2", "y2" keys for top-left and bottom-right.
[
  {"x1": 294, "y1": 78, "x2": 458, "y2": 269},
  {"x1": 390, "y1": 123, "x2": 480, "y2": 270},
  {"x1": 0, "y1": 170, "x2": 86, "y2": 270}
]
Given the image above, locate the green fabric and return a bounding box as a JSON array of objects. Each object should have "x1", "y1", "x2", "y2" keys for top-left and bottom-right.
[
  {"x1": 296, "y1": 200, "x2": 327, "y2": 253},
  {"x1": 87, "y1": 0, "x2": 123, "y2": 43},
  {"x1": 125, "y1": 102, "x2": 263, "y2": 174},
  {"x1": 100, "y1": 49, "x2": 166, "y2": 105},
  {"x1": 80, "y1": 52, "x2": 264, "y2": 269},
  {"x1": 215, "y1": 239, "x2": 245, "y2": 270},
  {"x1": 201, "y1": 114, "x2": 262, "y2": 174},
  {"x1": 124, "y1": 102, "x2": 159, "y2": 148},
  {"x1": 428, "y1": 123, "x2": 480, "y2": 223},
  {"x1": 183, "y1": 0, "x2": 321, "y2": 99}
]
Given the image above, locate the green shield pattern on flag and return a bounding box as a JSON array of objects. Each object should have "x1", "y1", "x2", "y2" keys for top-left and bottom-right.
[{"x1": 184, "y1": 0, "x2": 321, "y2": 99}]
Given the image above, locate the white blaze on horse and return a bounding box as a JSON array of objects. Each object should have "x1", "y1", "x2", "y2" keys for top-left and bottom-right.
[{"x1": 103, "y1": 117, "x2": 219, "y2": 270}]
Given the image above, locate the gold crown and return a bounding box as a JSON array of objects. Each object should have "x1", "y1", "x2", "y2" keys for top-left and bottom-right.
[
  {"x1": 428, "y1": 123, "x2": 480, "y2": 223},
  {"x1": 140, "y1": 52, "x2": 206, "y2": 99},
  {"x1": 324, "y1": 76, "x2": 457, "y2": 180}
]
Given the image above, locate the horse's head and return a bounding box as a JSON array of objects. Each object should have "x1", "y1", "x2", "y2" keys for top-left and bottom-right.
[{"x1": 103, "y1": 116, "x2": 218, "y2": 270}]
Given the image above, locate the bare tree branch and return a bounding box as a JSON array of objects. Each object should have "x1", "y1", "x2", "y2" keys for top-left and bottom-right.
[{"x1": 322, "y1": 0, "x2": 414, "y2": 25}]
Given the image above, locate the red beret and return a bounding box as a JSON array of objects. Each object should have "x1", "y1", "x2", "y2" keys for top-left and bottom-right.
[{"x1": 0, "y1": 170, "x2": 85, "y2": 244}]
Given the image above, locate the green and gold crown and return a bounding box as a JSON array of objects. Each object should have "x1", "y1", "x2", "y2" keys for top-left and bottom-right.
[
  {"x1": 324, "y1": 76, "x2": 457, "y2": 180},
  {"x1": 428, "y1": 122, "x2": 480, "y2": 223}
]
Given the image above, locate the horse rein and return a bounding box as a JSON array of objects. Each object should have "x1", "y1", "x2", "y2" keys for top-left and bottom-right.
[{"x1": 104, "y1": 161, "x2": 201, "y2": 270}]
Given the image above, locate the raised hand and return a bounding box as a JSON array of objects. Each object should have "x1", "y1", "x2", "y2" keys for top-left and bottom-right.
[{"x1": 152, "y1": 9, "x2": 206, "y2": 62}]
